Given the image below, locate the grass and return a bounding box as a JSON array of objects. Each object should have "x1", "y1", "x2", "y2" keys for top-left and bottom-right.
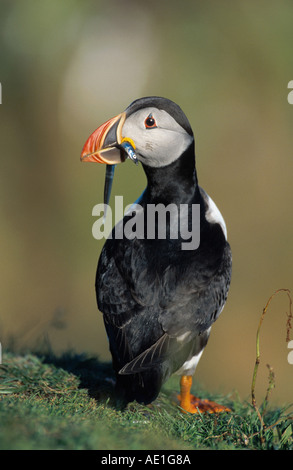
[{"x1": 0, "y1": 350, "x2": 292, "y2": 450}]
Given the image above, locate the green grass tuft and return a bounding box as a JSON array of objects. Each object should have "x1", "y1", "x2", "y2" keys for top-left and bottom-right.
[{"x1": 0, "y1": 351, "x2": 292, "y2": 450}]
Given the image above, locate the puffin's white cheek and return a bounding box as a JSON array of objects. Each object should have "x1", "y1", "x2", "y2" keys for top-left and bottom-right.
[{"x1": 137, "y1": 131, "x2": 192, "y2": 167}]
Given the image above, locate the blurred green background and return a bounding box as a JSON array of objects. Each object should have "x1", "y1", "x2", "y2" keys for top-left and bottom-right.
[{"x1": 1, "y1": 0, "x2": 293, "y2": 406}]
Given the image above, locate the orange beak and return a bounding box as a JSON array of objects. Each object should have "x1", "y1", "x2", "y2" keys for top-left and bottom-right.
[{"x1": 81, "y1": 112, "x2": 126, "y2": 164}]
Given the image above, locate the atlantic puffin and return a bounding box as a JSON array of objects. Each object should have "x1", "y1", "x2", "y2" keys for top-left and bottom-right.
[{"x1": 81, "y1": 97, "x2": 232, "y2": 413}]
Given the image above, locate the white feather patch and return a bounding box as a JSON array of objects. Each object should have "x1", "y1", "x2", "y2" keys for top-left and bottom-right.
[
  {"x1": 200, "y1": 188, "x2": 227, "y2": 239},
  {"x1": 175, "y1": 350, "x2": 204, "y2": 376}
]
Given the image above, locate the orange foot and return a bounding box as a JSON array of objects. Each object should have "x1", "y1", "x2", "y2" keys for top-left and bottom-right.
[
  {"x1": 177, "y1": 393, "x2": 231, "y2": 414},
  {"x1": 177, "y1": 375, "x2": 231, "y2": 414}
]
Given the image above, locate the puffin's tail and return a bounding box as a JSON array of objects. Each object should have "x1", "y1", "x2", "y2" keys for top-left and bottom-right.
[{"x1": 114, "y1": 368, "x2": 164, "y2": 406}]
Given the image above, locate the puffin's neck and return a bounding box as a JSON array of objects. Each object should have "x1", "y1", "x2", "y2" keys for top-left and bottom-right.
[{"x1": 142, "y1": 143, "x2": 199, "y2": 205}]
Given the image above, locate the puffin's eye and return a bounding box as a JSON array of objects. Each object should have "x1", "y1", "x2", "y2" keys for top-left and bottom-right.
[{"x1": 144, "y1": 114, "x2": 157, "y2": 129}]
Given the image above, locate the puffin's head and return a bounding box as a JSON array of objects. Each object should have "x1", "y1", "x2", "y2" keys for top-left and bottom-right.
[
  {"x1": 81, "y1": 96, "x2": 194, "y2": 168},
  {"x1": 81, "y1": 97, "x2": 194, "y2": 207}
]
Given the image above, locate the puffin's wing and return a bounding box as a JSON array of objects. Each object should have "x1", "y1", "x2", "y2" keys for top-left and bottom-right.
[
  {"x1": 117, "y1": 248, "x2": 231, "y2": 375},
  {"x1": 101, "y1": 245, "x2": 231, "y2": 376}
]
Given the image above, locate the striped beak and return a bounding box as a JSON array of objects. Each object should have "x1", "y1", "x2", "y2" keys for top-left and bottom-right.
[
  {"x1": 81, "y1": 111, "x2": 138, "y2": 213},
  {"x1": 81, "y1": 112, "x2": 126, "y2": 164}
]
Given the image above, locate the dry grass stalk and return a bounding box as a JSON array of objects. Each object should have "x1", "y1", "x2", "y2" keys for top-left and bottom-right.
[{"x1": 251, "y1": 288, "x2": 292, "y2": 434}]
